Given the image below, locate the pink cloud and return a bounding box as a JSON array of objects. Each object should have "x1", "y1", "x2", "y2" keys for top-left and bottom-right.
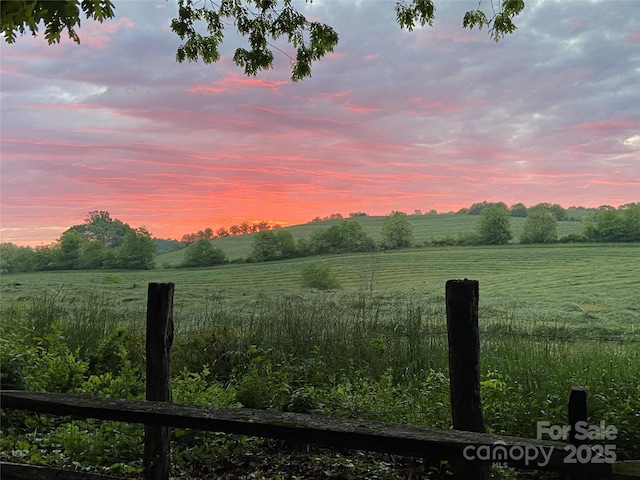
[
  {"x1": 316, "y1": 90, "x2": 351, "y2": 100},
  {"x1": 187, "y1": 75, "x2": 289, "y2": 94},
  {"x1": 345, "y1": 103, "x2": 381, "y2": 113},
  {"x1": 622, "y1": 31, "x2": 640, "y2": 44},
  {"x1": 567, "y1": 119, "x2": 638, "y2": 133},
  {"x1": 75, "y1": 17, "x2": 136, "y2": 48},
  {"x1": 2, "y1": 1, "x2": 638, "y2": 246},
  {"x1": 404, "y1": 96, "x2": 461, "y2": 114}
]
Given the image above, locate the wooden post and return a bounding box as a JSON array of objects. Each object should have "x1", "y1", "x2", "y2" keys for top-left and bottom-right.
[
  {"x1": 446, "y1": 279, "x2": 486, "y2": 479},
  {"x1": 568, "y1": 387, "x2": 587, "y2": 446},
  {"x1": 446, "y1": 279, "x2": 485, "y2": 433},
  {"x1": 144, "y1": 283, "x2": 174, "y2": 480},
  {"x1": 568, "y1": 386, "x2": 591, "y2": 480}
]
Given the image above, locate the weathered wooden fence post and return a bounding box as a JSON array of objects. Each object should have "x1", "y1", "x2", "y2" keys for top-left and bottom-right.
[
  {"x1": 446, "y1": 279, "x2": 486, "y2": 479},
  {"x1": 144, "y1": 283, "x2": 174, "y2": 480},
  {"x1": 568, "y1": 386, "x2": 591, "y2": 480}
]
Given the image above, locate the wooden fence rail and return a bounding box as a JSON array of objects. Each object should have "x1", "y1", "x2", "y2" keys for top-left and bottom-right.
[
  {"x1": 0, "y1": 389, "x2": 614, "y2": 477},
  {"x1": 1, "y1": 281, "x2": 638, "y2": 480},
  {"x1": 2, "y1": 390, "x2": 638, "y2": 479}
]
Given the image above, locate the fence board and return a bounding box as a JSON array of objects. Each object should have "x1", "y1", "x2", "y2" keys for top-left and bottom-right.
[{"x1": 0, "y1": 390, "x2": 614, "y2": 476}]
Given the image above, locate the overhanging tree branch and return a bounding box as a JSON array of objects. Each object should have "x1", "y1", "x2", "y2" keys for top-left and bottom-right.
[{"x1": 2, "y1": 0, "x2": 525, "y2": 80}]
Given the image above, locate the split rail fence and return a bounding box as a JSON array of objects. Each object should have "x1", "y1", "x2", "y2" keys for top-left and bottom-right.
[{"x1": 2, "y1": 281, "x2": 639, "y2": 480}]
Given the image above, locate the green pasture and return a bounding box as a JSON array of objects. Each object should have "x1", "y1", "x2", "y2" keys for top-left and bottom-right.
[
  {"x1": 2, "y1": 243, "x2": 638, "y2": 338},
  {"x1": 158, "y1": 213, "x2": 585, "y2": 264}
]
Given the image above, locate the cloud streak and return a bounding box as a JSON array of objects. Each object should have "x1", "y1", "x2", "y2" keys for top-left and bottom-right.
[{"x1": 1, "y1": 0, "x2": 638, "y2": 245}]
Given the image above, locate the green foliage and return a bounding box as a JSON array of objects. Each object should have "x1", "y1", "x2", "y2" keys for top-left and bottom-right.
[
  {"x1": 509, "y1": 203, "x2": 528, "y2": 217},
  {"x1": 181, "y1": 238, "x2": 228, "y2": 267},
  {"x1": 78, "y1": 240, "x2": 110, "y2": 269},
  {"x1": 582, "y1": 205, "x2": 640, "y2": 242},
  {"x1": 172, "y1": 325, "x2": 249, "y2": 380},
  {"x1": 476, "y1": 205, "x2": 512, "y2": 244},
  {"x1": 530, "y1": 202, "x2": 567, "y2": 221},
  {"x1": 0, "y1": 242, "x2": 39, "y2": 273},
  {"x1": 308, "y1": 219, "x2": 375, "y2": 255},
  {"x1": 171, "y1": 0, "x2": 339, "y2": 81},
  {"x1": 455, "y1": 231, "x2": 481, "y2": 246},
  {"x1": 66, "y1": 211, "x2": 132, "y2": 248},
  {"x1": 1, "y1": 0, "x2": 115, "y2": 44},
  {"x1": 596, "y1": 209, "x2": 626, "y2": 241},
  {"x1": 381, "y1": 211, "x2": 414, "y2": 249},
  {"x1": 466, "y1": 201, "x2": 509, "y2": 216},
  {"x1": 300, "y1": 263, "x2": 341, "y2": 290},
  {"x1": 397, "y1": 0, "x2": 524, "y2": 41},
  {"x1": 1, "y1": 212, "x2": 158, "y2": 272},
  {"x1": 5, "y1": 1, "x2": 521, "y2": 81},
  {"x1": 101, "y1": 273, "x2": 123, "y2": 284},
  {"x1": 0, "y1": 314, "x2": 88, "y2": 392},
  {"x1": 153, "y1": 237, "x2": 186, "y2": 253},
  {"x1": 520, "y1": 208, "x2": 558, "y2": 244},
  {"x1": 87, "y1": 328, "x2": 130, "y2": 377},
  {"x1": 558, "y1": 233, "x2": 588, "y2": 243},
  {"x1": 622, "y1": 204, "x2": 640, "y2": 241},
  {"x1": 395, "y1": 0, "x2": 435, "y2": 31},
  {"x1": 51, "y1": 230, "x2": 84, "y2": 269},
  {"x1": 250, "y1": 230, "x2": 297, "y2": 261},
  {"x1": 463, "y1": 0, "x2": 525, "y2": 41},
  {"x1": 117, "y1": 227, "x2": 156, "y2": 269}
]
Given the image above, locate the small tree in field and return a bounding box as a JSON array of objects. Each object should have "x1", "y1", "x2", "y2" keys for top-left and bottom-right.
[
  {"x1": 182, "y1": 239, "x2": 227, "y2": 267},
  {"x1": 520, "y1": 208, "x2": 558, "y2": 244},
  {"x1": 476, "y1": 205, "x2": 512, "y2": 245},
  {"x1": 300, "y1": 263, "x2": 341, "y2": 291},
  {"x1": 117, "y1": 227, "x2": 156, "y2": 269},
  {"x1": 381, "y1": 211, "x2": 414, "y2": 249}
]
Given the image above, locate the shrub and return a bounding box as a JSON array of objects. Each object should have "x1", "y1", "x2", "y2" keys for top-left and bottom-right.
[
  {"x1": 172, "y1": 325, "x2": 249, "y2": 380},
  {"x1": 381, "y1": 212, "x2": 413, "y2": 249},
  {"x1": 102, "y1": 273, "x2": 123, "y2": 284},
  {"x1": 520, "y1": 208, "x2": 558, "y2": 244},
  {"x1": 181, "y1": 239, "x2": 227, "y2": 267},
  {"x1": 308, "y1": 220, "x2": 375, "y2": 255},
  {"x1": 558, "y1": 233, "x2": 587, "y2": 243},
  {"x1": 476, "y1": 205, "x2": 512, "y2": 244},
  {"x1": 300, "y1": 263, "x2": 341, "y2": 290}
]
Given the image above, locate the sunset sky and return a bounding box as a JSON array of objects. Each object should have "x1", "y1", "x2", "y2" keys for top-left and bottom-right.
[{"x1": 1, "y1": 0, "x2": 639, "y2": 246}]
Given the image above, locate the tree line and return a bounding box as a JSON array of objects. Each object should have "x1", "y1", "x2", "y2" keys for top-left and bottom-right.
[
  {"x1": 178, "y1": 212, "x2": 413, "y2": 268},
  {"x1": 431, "y1": 203, "x2": 640, "y2": 247},
  {"x1": 178, "y1": 203, "x2": 640, "y2": 268},
  {"x1": 180, "y1": 221, "x2": 281, "y2": 244},
  {"x1": 459, "y1": 201, "x2": 570, "y2": 220},
  {"x1": 318, "y1": 202, "x2": 634, "y2": 223},
  {"x1": 0, "y1": 211, "x2": 156, "y2": 274},
  {"x1": 2, "y1": 203, "x2": 638, "y2": 273}
]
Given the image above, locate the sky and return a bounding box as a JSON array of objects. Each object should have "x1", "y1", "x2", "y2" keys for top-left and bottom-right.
[{"x1": 1, "y1": 0, "x2": 639, "y2": 245}]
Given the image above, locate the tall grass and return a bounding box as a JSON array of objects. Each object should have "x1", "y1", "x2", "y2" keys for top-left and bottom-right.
[
  {"x1": 2, "y1": 289, "x2": 638, "y2": 457},
  {"x1": 1, "y1": 288, "x2": 144, "y2": 357},
  {"x1": 176, "y1": 290, "x2": 450, "y2": 379}
]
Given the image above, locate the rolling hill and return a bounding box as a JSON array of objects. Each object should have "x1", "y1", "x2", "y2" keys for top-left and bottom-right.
[{"x1": 157, "y1": 213, "x2": 585, "y2": 266}]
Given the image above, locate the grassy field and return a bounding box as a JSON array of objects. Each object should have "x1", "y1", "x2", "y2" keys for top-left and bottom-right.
[
  {"x1": 157, "y1": 213, "x2": 585, "y2": 264},
  {"x1": 2, "y1": 243, "x2": 638, "y2": 337},
  {"x1": 2, "y1": 237, "x2": 639, "y2": 476}
]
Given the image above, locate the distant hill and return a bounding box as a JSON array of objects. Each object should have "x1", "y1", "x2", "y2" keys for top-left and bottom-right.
[{"x1": 156, "y1": 213, "x2": 584, "y2": 267}]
